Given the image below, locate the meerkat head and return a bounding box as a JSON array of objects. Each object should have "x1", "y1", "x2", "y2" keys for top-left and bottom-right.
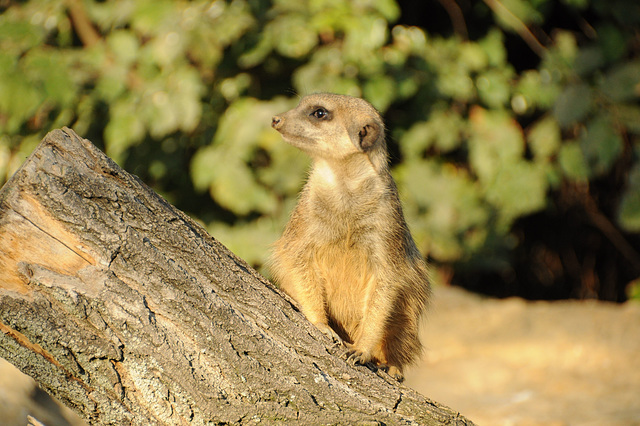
[{"x1": 271, "y1": 93, "x2": 386, "y2": 161}]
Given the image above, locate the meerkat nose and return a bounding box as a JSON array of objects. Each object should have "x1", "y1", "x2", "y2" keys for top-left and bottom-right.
[{"x1": 272, "y1": 116, "x2": 283, "y2": 129}]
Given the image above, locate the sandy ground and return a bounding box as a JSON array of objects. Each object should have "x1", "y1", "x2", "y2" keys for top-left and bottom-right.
[
  {"x1": 406, "y1": 285, "x2": 640, "y2": 425},
  {"x1": 1, "y1": 284, "x2": 639, "y2": 425},
  {"x1": 0, "y1": 358, "x2": 85, "y2": 426}
]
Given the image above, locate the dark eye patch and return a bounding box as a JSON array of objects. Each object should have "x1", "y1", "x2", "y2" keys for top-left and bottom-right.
[{"x1": 310, "y1": 107, "x2": 330, "y2": 120}]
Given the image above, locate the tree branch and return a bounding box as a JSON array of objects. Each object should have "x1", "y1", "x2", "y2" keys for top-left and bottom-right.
[
  {"x1": 436, "y1": 0, "x2": 468, "y2": 40},
  {"x1": 67, "y1": 0, "x2": 101, "y2": 48},
  {"x1": 483, "y1": 0, "x2": 547, "y2": 57}
]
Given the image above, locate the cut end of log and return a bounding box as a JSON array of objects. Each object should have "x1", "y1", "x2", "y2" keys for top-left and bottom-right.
[{"x1": 0, "y1": 193, "x2": 95, "y2": 295}]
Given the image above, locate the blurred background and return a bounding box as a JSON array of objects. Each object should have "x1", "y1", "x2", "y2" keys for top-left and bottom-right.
[
  {"x1": 1, "y1": 0, "x2": 640, "y2": 424},
  {"x1": 1, "y1": 0, "x2": 639, "y2": 301}
]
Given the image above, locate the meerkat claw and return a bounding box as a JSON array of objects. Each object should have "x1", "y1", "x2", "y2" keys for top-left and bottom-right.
[
  {"x1": 379, "y1": 365, "x2": 405, "y2": 382},
  {"x1": 344, "y1": 348, "x2": 377, "y2": 372},
  {"x1": 315, "y1": 323, "x2": 343, "y2": 344}
]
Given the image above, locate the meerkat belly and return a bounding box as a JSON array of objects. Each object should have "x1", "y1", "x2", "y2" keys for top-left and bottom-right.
[{"x1": 312, "y1": 240, "x2": 376, "y2": 342}]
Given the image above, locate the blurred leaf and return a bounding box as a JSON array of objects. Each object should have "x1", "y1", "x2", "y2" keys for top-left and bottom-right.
[
  {"x1": 400, "y1": 121, "x2": 434, "y2": 159},
  {"x1": 23, "y1": 49, "x2": 76, "y2": 108},
  {"x1": 468, "y1": 106, "x2": 549, "y2": 228},
  {"x1": 270, "y1": 15, "x2": 318, "y2": 58},
  {"x1": 618, "y1": 164, "x2": 640, "y2": 232},
  {"x1": 6, "y1": 134, "x2": 41, "y2": 180},
  {"x1": 390, "y1": 24, "x2": 428, "y2": 55},
  {"x1": 238, "y1": 32, "x2": 274, "y2": 68},
  {"x1": 149, "y1": 31, "x2": 187, "y2": 68},
  {"x1": 459, "y1": 42, "x2": 489, "y2": 71},
  {"x1": 190, "y1": 146, "x2": 218, "y2": 192},
  {"x1": 400, "y1": 107, "x2": 465, "y2": 158},
  {"x1": 600, "y1": 60, "x2": 640, "y2": 102},
  {"x1": 206, "y1": 1, "x2": 254, "y2": 46},
  {"x1": 558, "y1": 141, "x2": 589, "y2": 181},
  {"x1": 212, "y1": 97, "x2": 291, "y2": 157},
  {"x1": 542, "y1": 31, "x2": 578, "y2": 81},
  {"x1": 343, "y1": 15, "x2": 389, "y2": 59},
  {"x1": 613, "y1": 104, "x2": 640, "y2": 134},
  {"x1": 437, "y1": 65, "x2": 475, "y2": 101},
  {"x1": 626, "y1": 278, "x2": 640, "y2": 301},
  {"x1": 574, "y1": 46, "x2": 605, "y2": 76},
  {"x1": 553, "y1": 30, "x2": 578, "y2": 62},
  {"x1": 363, "y1": 75, "x2": 396, "y2": 112},
  {"x1": 431, "y1": 110, "x2": 465, "y2": 152},
  {"x1": 515, "y1": 69, "x2": 561, "y2": 110},
  {"x1": 211, "y1": 155, "x2": 277, "y2": 215},
  {"x1": 104, "y1": 97, "x2": 145, "y2": 164},
  {"x1": 597, "y1": 24, "x2": 627, "y2": 63},
  {"x1": 579, "y1": 115, "x2": 623, "y2": 176},
  {"x1": 95, "y1": 66, "x2": 129, "y2": 103},
  {"x1": 528, "y1": 116, "x2": 561, "y2": 159},
  {"x1": 478, "y1": 28, "x2": 507, "y2": 67},
  {"x1": 371, "y1": 0, "x2": 400, "y2": 21},
  {"x1": 0, "y1": 18, "x2": 45, "y2": 52},
  {"x1": 131, "y1": 0, "x2": 176, "y2": 35},
  {"x1": 292, "y1": 47, "x2": 361, "y2": 95},
  {"x1": 0, "y1": 69, "x2": 42, "y2": 133},
  {"x1": 219, "y1": 73, "x2": 252, "y2": 102},
  {"x1": 0, "y1": 135, "x2": 10, "y2": 182},
  {"x1": 468, "y1": 107, "x2": 524, "y2": 182},
  {"x1": 484, "y1": 160, "x2": 549, "y2": 229},
  {"x1": 208, "y1": 216, "x2": 282, "y2": 272},
  {"x1": 553, "y1": 83, "x2": 592, "y2": 128},
  {"x1": 477, "y1": 68, "x2": 513, "y2": 109},
  {"x1": 491, "y1": 0, "x2": 543, "y2": 30},
  {"x1": 258, "y1": 140, "x2": 309, "y2": 196},
  {"x1": 107, "y1": 30, "x2": 140, "y2": 67},
  {"x1": 394, "y1": 160, "x2": 488, "y2": 261},
  {"x1": 138, "y1": 67, "x2": 204, "y2": 138}
]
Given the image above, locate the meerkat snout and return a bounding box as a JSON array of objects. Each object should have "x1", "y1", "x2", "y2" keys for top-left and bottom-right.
[{"x1": 271, "y1": 115, "x2": 283, "y2": 130}]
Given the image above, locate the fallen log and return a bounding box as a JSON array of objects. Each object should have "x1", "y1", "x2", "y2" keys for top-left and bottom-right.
[{"x1": 0, "y1": 128, "x2": 473, "y2": 425}]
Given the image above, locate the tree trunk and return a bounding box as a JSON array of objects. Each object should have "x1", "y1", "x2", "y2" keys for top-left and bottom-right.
[{"x1": 0, "y1": 128, "x2": 473, "y2": 425}]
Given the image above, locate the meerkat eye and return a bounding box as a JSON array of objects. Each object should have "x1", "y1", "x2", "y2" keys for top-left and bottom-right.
[{"x1": 311, "y1": 108, "x2": 329, "y2": 120}]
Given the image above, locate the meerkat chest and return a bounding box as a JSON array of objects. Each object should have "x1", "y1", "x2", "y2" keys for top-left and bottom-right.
[
  {"x1": 307, "y1": 163, "x2": 385, "y2": 229},
  {"x1": 306, "y1": 196, "x2": 381, "y2": 251}
]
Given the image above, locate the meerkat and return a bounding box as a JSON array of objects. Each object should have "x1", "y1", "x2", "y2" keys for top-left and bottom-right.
[{"x1": 269, "y1": 93, "x2": 430, "y2": 381}]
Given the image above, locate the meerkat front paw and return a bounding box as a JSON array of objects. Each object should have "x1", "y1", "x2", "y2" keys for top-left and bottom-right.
[
  {"x1": 314, "y1": 322, "x2": 343, "y2": 344},
  {"x1": 382, "y1": 365, "x2": 404, "y2": 382},
  {"x1": 344, "y1": 346, "x2": 378, "y2": 372}
]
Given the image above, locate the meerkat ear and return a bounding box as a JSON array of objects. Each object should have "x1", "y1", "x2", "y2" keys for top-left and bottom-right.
[{"x1": 357, "y1": 122, "x2": 380, "y2": 152}]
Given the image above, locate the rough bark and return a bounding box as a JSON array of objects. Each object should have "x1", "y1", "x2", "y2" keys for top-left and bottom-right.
[{"x1": 0, "y1": 128, "x2": 474, "y2": 425}]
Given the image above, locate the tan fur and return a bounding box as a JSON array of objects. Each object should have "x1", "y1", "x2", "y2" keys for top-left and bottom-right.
[{"x1": 269, "y1": 93, "x2": 430, "y2": 380}]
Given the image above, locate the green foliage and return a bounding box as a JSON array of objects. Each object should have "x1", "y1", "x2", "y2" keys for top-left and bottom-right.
[
  {"x1": 627, "y1": 277, "x2": 640, "y2": 301},
  {"x1": 618, "y1": 163, "x2": 640, "y2": 232},
  {"x1": 1, "y1": 0, "x2": 638, "y2": 296},
  {"x1": 191, "y1": 96, "x2": 295, "y2": 216}
]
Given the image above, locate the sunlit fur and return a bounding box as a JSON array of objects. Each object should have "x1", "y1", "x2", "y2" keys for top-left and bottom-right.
[{"x1": 270, "y1": 93, "x2": 430, "y2": 380}]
